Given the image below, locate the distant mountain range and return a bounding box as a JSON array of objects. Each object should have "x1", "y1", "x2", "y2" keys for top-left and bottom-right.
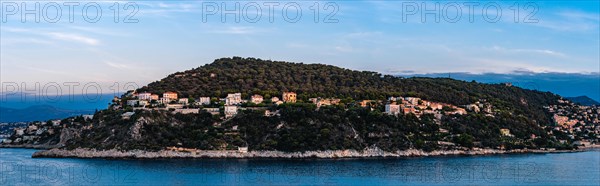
[
  {"x1": 0, "y1": 105, "x2": 94, "y2": 123},
  {"x1": 566, "y1": 96, "x2": 600, "y2": 106},
  {"x1": 401, "y1": 72, "x2": 599, "y2": 103}
]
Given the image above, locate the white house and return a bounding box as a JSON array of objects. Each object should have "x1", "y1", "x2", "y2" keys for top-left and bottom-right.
[
  {"x1": 226, "y1": 93, "x2": 242, "y2": 105},
  {"x1": 224, "y1": 105, "x2": 238, "y2": 118},
  {"x1": 198, "y1": 97, "x2": 211, "y2": 105},
  {"x1": 203, "y1": 108, "x2": 220, "y2": 115},
  {"x1": 14, "y1": 128, "x2": 25, "y2": 136},
  {"x1": 127, "y1": 100, "x2": 138, "y2": 106},
  {"x1": 251, "y1": 95, "x2": 263, "y2": 104},
  {"x1": 138, "y1": 100, "x2": 149, "y2": 107},
  {"x1": 167, "y1": 104, "x2": 184, "y2": 109},
  {"x1": 138, "y1": 92, "x2": 152, "y2": 100},
  {"x1": 385, "y1": 104, "x2": 401, "y2": 115},
  {"x1": 405, "y1": 97, "x2": 421, "y2": 105},
  {"x1": 173, "y1": 109, "x2": 200, "y2": 114},
  {"x1": 271, "y1": 97, "x2": 280, "y2": 102},
  {"x1": 159, "y1": 97, "x2": 170, "y2": 104},
  {"x1": 178, "y1": 98, "x2": 189, "y2": 105}
]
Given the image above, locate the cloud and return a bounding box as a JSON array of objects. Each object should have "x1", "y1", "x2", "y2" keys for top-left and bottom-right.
[
  {"x1": 104, "y1": 61, "x2": 130, "y2": 70},
  {"x1": 2, "y1": 27, "x2": 100, "y2": 46},
  {"x1": 532, "y1": 10, "x2": 600, "y2": 32},
  {"x1": 47, "y1": 32, "x2": 100, "y2": 46},
  {"x1": 488, "y1": 46, "x2": 567, "y2": 57},
  {"x1": 208, "y1": 26, "x2": 264, "y2": 34}
]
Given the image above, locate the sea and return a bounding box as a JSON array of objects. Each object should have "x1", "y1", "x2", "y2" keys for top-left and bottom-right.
[{"x1": 0, "y1": 148, "x2": 598, "y2": 186}]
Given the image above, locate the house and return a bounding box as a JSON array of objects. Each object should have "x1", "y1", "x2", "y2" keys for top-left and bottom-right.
[
  {"x1": 27, "y1": 125, "x2": 38, "y2": 133},
  {"x1": 127, "y1": 100, "x2": 138, "y2": 106},
  {"x1": 203, "y1": 108, "x2": 220, "y2": 115},
  {"x1": 282, "y1": 92, "x2": 297, "y2": 103},
  {"x1": 166, "y1": 104, "x2": 184, "y2": 109},
  {"x1": 138, "y1": 92, "x2": 152, "y2": 100},
  {"x1": 51, "y1": 120, "x2": 61, "y2": 126},
  {"x1": 403, "y1": 106, "x2": 416, "y2": 114},
  {"x1": 14, "y1": 128, "x2": 25, "y2": 136},
  {"x1": 226, "y1": 93, "x2": 242, "y2": 105},
  {"x1": 163, "y1": 92, "x2": 178, "y2": 101},
  {"x1": 251, "y1": 95, "x2": 263, "y2": 104},
  {"x1": 500, "y1": 128, "x2": 512, "y2": 136},
  {"x1": 138, "y1": 100, "x2": 149, "y2": 107},
  {"x1": 405, "y1": 97, "x2": 421, "y2": 105},
  {"x1": 178, "y1": 98, "x2": 189, "y2": 105},
  {"x1": 466, "y1": 104, "x2": 480, "y2": 113},
  {"x1": 159, "y1": 97, "x2": 171, "y2": 104},
  {"x1": 359, "y1": 100, "x2": 373, "y2": 107},
  {"x1": 150, "y1": 94, "x2": 159, "y2": 100},
  {"x1": 310, "y1": 98, "x2": 341, "y2": 108},
  {"x1": 385, "y1": 104, "x2": 401, "y2": 115},
  {"x1": 430, "y1": 103, "x2": 443, "y2": 110},
  {"x1": 198, "y1": 97, "x2": 211, "y2": 105},
  {"x1": 238, "y1": 146, "x2": 248, "y2": 153},
  {"x1": 388, "y1": 97, "x2": 403, "y2": 102},
  {"x1": 271, "y1": 97, "x2": 280, "y2": 102},
  {"x1": 173, "y1": 109, "x2": 199, "y2": 114},
  {"x1": 224, "y1": 105, "x2": 238, "y2": 118},
  {"x1": 82, "y1": 115, "x2": 94, "y2": 120}
]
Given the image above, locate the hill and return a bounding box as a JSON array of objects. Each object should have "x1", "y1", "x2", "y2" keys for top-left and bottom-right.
[
  {"x1": 7, "y1": 57, "x2": 576, "y2": 153},
  {"x1": 138, "y1": 57, "x2": 559, "y2": 125},
  {"x1": 566, "y1": 96, "x2": 599, "y2": 106}
]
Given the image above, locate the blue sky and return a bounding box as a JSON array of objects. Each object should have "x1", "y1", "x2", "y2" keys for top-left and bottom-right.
[{"x1": 1, "y1": 0, "x2": 599, "y2": 94}]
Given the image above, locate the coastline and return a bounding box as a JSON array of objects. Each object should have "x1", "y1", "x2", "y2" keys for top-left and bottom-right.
[
  {"x1": 29, "y1": 146, "x2": 598, "y2": 159},
  {"x1": 0, "y1": 144, "x2": 59, "y2": 150}
]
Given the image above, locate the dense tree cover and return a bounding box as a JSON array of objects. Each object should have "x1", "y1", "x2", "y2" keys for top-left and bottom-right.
[
  {"x1": 137, "y1": 57, "x2": 559, "y2": 126},
  {"x1": 68, "y1": 104, "x2": 560, "y2": 152}
]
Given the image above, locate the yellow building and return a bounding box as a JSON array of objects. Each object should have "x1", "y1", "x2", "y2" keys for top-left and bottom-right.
[
  {"x1": 500, "y1": 128, "x2": 511, "y2": 136},
  {"x1": 163, "y1": 92, "x2": 178, "y2": 100},
  {"x1": 282, "y1": 92, "x2": 297, "y2": 103}
]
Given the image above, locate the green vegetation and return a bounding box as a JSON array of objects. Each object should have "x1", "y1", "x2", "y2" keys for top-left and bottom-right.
[{"x1": 64, "y1": 57, "x2": 566, "y2": 151}]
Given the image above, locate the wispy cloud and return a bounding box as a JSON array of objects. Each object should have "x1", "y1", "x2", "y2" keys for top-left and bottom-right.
[
  {"x1": 207, "y1": 26, "x2": 264, "y2": 34},
  {"x1": 2, "y1": 27, "x2": 100, "y2": 46},
  {"x1": 47, "y1": 32, "x2": 100, "y2": 46},
  {"x1": 488, "y1": 46, "x2": 567, "y2": 57},
  {"x1": 104, "y1": 61, "x2": 130, "y2": 70},
  {"x1": 533, "y1": 10, "x2": 600, "y2": 32}
]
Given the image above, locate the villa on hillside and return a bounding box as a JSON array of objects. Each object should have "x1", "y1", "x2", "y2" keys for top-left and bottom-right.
[
  {"x1": 251, "y1": 95, "x2": 264, "y2": 104},
  {"x1": 226, "y1": 93, "x2": 242, "y2": 105},
  {"x1": 283, "y1": 92, "x2": 297, "y2": 103},
  {"x1": 138, "y1": 92, "x2": 152, "y2": 100},
  {"x1": 385, "y1": 104, "x2": 401, "y2": 115},
  {"x1": 163, "y1": 92, "x2": 178, "y2": 101}
]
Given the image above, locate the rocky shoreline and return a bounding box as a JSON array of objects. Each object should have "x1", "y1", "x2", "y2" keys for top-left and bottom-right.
[{"x1": 29, "y1": 147, "x2": 591, "y2": 159}]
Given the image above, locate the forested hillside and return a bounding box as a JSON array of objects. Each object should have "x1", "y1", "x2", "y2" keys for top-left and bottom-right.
[{"x1": 138, "y1": 57, "x2": 560, "y2": 125}]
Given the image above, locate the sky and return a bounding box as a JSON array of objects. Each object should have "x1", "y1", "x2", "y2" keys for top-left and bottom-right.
[{"x1": 0, "y1": 0, "x2": 599, "y2": 96}]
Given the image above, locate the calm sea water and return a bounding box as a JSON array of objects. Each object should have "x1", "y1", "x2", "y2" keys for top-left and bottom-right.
[{"x1": 0, "y1": 148, "x2": 598, "y2": 186}]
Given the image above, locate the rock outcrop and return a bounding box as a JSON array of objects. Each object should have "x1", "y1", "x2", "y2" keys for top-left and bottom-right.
[{"x1": 31, "y1": 147, "x2": 581, "y2": 159}]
